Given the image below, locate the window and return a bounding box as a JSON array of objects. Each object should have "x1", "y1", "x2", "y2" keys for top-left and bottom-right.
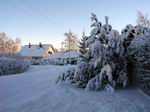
[{"x1": 48, "y1": 51, "x2": 52, "y2": 54}]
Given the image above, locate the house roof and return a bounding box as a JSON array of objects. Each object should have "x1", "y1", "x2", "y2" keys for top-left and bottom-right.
[{"x1": 19, "y1": 44, "x2": 54, "y2": 57}]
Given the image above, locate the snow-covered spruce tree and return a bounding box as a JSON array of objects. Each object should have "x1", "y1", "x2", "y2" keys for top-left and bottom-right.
[
  {"x1": 79, "y1": 31, "x2": 89, "y2": 62},
  {"x1": 86, "y1": 29, "x2": 127, "y2": 90},
  {"x1": 73, "y1": 13, "x2": 105, "y2": 88},
  {"x1": 69, "y1": 31, "x2": 91, "y2": 88},
  {"x1": 85, "y1": 14, "x2": 127, "y2": 91}
]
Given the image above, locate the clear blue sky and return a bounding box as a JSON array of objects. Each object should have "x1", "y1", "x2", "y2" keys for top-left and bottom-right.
[{"x1": 0, "y1": 0, "x2": 150, "y2": 48}]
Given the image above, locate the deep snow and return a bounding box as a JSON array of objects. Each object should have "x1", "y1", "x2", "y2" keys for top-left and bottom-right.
[{"x1": 0, "y1": 65, "x2": 150, "y2": 112}]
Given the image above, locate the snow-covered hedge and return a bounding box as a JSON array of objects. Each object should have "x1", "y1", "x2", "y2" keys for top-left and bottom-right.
[
  {"x1": 128, "y1": 35, "x2": 150, "y2": 64},
  {"x1": 30, "y1": 58, "x2": 62, "y2": 65},
  {"x1": 0, "y1": 58, "x2": 30, "y2": 76},
  {"x1": 31, "y1": 58, "x2": 78, "y2": 65},
  {"x1": 128, "y1": 35, "x2": 150, "y2": 95}
]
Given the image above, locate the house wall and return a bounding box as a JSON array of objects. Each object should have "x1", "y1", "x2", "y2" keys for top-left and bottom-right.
[
  {"x1": 47, "y1": 47, "x2": 54, "y2": 54},
  {"x1": 42, "y1": 47, "x2": 54, "y2": 57}
]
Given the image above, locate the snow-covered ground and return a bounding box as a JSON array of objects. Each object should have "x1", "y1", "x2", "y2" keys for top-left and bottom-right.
[{"x1": 0, "y1": 65, "x2": 150, "y2": 112}]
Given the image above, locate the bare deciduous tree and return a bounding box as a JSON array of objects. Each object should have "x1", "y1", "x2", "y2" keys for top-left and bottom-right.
[
  {"x1": 136, "y1": 11, "x2": 150, "y2": 27},
  {"x1": 0, "y1": 32, "x2": 21, "y2": 56},
  {"x1": 63, "y1": 29, "x2": 79, "y2": 51}
]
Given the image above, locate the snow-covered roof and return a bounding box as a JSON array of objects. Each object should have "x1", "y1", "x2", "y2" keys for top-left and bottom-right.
[
  {"x1": 19, "y1": 44, "x2": 54, "y2": 57},
  {"x1": 44, "y1": 51, "x2": 79, "y2": 59}
]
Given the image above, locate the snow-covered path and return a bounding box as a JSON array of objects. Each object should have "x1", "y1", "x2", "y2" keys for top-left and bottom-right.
[{"x1": 0, "y1": 65, "x2": 150, "y2": 112}]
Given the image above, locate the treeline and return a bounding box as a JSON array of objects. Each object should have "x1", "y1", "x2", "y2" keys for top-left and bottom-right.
[{"x1": 0, "y1": 32, "x2": 21, "y2": 56}]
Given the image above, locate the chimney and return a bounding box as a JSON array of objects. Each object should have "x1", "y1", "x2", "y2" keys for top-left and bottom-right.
[
  {"x1": 105, "y1": 16, "x2": 109, "y2": 25},
  {"x1": 39, "y1": 42, "x2": 42, "y2": 48},
  {"x1": 29, "y1": 43, "x2": 31, "y2": 48},
  {"x1": 105, "y1": 16, "x2": 110, "y2": 33}
]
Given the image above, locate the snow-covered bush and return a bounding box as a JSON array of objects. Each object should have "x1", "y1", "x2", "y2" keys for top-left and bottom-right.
[
  {"x1": 0, "y1": 58, "x2": 30, "y2": 76},
  {"x1": 56, "y1": 67, "x2": 75, "y2": 84}
]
